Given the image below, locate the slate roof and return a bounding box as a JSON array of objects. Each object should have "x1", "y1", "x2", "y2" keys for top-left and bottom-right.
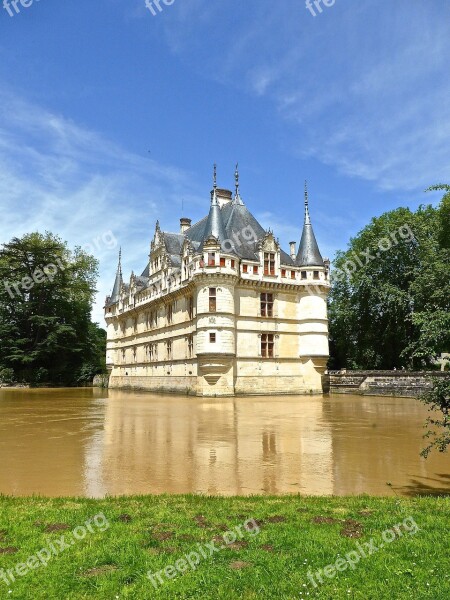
[
  {"x1": 295, "y1": 204, "x2": 324, "y2": 267},
  {"x1": 106, "y1": 257, "x2": 123, "y2": 305},
  {"x1": 183, "y1": 195, "x2": 296, "y2": 264},
  {"x1": 113, "y1": 187, "x2": 323, "y2": 301}
]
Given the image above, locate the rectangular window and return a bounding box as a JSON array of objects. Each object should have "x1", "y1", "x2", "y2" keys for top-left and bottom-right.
[
  {"x1": 209, "y1": 288, "x2": 217, "y2": 312},
  {"x1": 167, "y1": 303, "x2": 173, "y2": 324},
  {"x1": 208, "y1": 252, "x2": 216, "y2": 266},
  {"x1": 166, "y1": 340, "x2": 172, "y2": 360},
  {"x1": 261, "y1": 333, "x2": 274, "y2": 358},
  {"x1": 264, "y1": 252, "x2": 275, "y2": 276},
  {"x1": 231, "y1": 259, "x2": 235, "y2": 268},
  {"x1": 301, "y1": 271, "x2": 307, "y2": 280},
  {"x1": 253, "y1": 265, "x2": 258, "y2": 275},
  {"x1": 209, "y1": 332, "x2": 216, "y2": 344},
  {"x1": 313, "y1": 271, "x2": 320, "y2": 280},
  {"x1": 281, "y1": 269, "x2": 286, "y2": 277},
  {"x1": 188, "y1": 335, "x2": 194, "y2": 357},
  {"x1": 188, "y1": 296, "x2": 194, "y2": 320},
  {"x1": 260, "y1": 293, "x2": 274, "y2": 317},
  {"x1": 291, "y1": 271, "x2": 296, "y2": 280},
  {"x1": 243, "y1": 264, "x2": 248, "y2": 273},
  {"x1": 220, "y1": 257, "x2": 226, "y2": 267}
]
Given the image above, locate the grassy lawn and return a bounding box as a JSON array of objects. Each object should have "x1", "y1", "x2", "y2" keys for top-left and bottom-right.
[{"x1": 0, "y1": 495, "x2": 448, "y2": 599}]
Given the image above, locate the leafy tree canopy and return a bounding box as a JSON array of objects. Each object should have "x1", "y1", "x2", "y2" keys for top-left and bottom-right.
[
  {"x1": 0, "y1": 232, "x2": 106, "y2": 385},
  {"x1": 329, "y1": 188, "x2": 450, "y2": 369}
]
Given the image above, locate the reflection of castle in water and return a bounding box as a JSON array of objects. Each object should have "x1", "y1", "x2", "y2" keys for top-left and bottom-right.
[
  {"x1": 83, "y1": 391, "x2": 450, "y2": 498},
  {"x1": 86, "y1": 391, "x2": 334, "y2": 496}
]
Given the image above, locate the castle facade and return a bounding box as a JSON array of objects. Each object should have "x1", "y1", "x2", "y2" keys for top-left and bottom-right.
[{"x1": 104, "y1": 168, "x2": 330, "y2": 396}]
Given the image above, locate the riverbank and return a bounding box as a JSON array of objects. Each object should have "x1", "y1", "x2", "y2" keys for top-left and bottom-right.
[
  {"x1": 328, "y1": 370, "x2": 449, "y2": 397},
  {"x1": 0, "y1": 495, "x2": 447, "y2": 599}
]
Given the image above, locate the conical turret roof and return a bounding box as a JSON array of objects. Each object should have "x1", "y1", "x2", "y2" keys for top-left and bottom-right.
[
  {"x1": 109, "y1": 249, "x2": 123, "y2": 304},
  {"x1": 296, "y1": 183, "x2": 324, "y2": 267},
  {"x1": 200, "y1": 166, "x2": 227, "y2": 248}
]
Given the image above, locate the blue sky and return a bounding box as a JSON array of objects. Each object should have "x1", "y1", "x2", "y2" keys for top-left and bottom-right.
[{"x1": 0, "y1": 0, "x2": 449, "y2": 323}]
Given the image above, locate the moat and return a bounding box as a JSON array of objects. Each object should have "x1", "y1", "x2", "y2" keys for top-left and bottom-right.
[{"x1": 0, "y1": 388, "x2": 448, "y2": 497}]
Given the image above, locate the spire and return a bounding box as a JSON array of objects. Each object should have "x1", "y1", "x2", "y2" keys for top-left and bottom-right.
[
  {"x1": 296, "y1": 183, "x2": 324, "y2": 267},
  {"x1": 201, "y1": 164, "x2": 227, "y2": 248},
  {"x1": 233, "y1": 162, "x2": 244, "y2": 205},
  {"x1": 304, "y1": 180, "x2": 311, "y2": 225},
  {"x1": 109, "y1": 248, "x2": 123, "y2": 304}
]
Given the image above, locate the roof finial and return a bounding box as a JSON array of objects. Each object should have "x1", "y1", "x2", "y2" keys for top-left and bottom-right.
[
  {"x1": 211, "y1": 164, "x2": 218, "y2": 206},
  {"x1": 118, "y1": 247, "x2": 122, "y2": 274},
  {"x1": 233, "y1": 162, "x2": 244, "y2": 204},
  {"x1": 304, "y1": 180, "x2": 311, "y2": 225}
]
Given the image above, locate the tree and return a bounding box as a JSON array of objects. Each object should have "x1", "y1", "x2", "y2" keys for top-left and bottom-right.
[
  {"x1": 0, "y1": 232, "x2": 105, "y2": 385},
  {"x1": 329, "y1": 189, "x2": 450, "y2": 369},
  {"x1": 419, "y1": 377, "x2": 450, "y2": 457}
]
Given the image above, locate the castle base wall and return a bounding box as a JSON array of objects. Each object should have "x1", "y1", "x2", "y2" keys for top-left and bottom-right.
[
  {"x1": 234, "y1": 375, "x2": 322, "y2": 396},
  {"x1": 108, "y1": 373, "x2": 325, "y2": 396},
  {"x1": 109, "y1": 375, "x2": 197, "y2": 395}
]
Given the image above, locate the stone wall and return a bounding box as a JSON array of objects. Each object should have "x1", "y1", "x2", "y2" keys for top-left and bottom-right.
[{"x1": 328, "y1": 370, "x2": 448, "y2": 398}]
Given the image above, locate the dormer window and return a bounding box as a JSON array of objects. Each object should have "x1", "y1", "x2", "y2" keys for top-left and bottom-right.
[
  {"x1": 264, "y1": 253, "x2": 275, "y2": 276},
  {"x1": 208, "y1": 252, "x2": 216, "y2": 266}
]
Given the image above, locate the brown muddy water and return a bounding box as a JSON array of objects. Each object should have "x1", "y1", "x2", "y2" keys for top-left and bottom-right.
[{"x1": 0, "y1": 388, "x2": 448, "y2": 497}]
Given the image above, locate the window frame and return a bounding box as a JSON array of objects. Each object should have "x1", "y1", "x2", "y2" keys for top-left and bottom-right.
[
  {"x1": 209, "y1": 288, "x2": 217, "y2": 313},
  {"x1": 264, "y1": 252, "x2": 276, "y2": 276},
  {"x1": 260, "y1": 292, "x2": 274, "y2": 318},
  {"x1": 261, "y1": 333, "x2": 275, "y2": 358}
]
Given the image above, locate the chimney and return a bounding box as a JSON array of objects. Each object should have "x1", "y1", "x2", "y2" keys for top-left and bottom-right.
[
  {"x1": 211, "y1": 188, "x2": 233, "y2": 208},
  {"x1": 289, "y1": 241, "x2": 296, "y2": 260},
  {"x1": 180, "y1": 218, "x2": 191, "y2": 234}
]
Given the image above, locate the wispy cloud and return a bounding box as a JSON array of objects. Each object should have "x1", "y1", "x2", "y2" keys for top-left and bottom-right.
[
  {"x1": 0, "y1": 87, "x2": 201, "y2": 323},
  {"x1": 154, "y1": 0, "x2": 450, "y2": 192}
]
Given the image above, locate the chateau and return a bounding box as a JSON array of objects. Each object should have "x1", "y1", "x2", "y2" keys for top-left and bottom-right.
[{"x1": 104, "y1": 167, "x2": 330, "y2": 396}]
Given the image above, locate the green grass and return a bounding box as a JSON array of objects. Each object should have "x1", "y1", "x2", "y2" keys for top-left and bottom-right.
[{"x1": 0, "y1": 495, "x2": 448, "y2": 599}]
